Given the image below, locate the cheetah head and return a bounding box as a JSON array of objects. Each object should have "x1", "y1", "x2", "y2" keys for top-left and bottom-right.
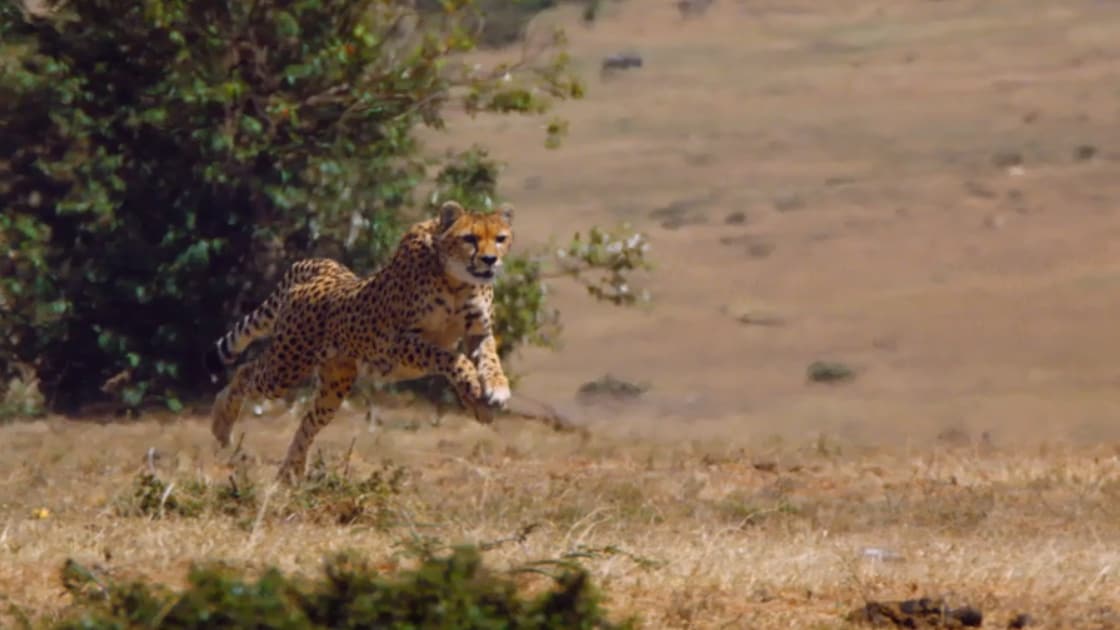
[{"x1": 436, "y1": 200, "x2": 514, "y2": 286}]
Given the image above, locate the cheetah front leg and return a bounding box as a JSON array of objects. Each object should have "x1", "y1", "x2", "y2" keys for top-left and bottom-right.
[
  {"x1": 465, "y1": 333, "x2": 511, "y2": 409},
  {"x1": 391, "y1": 334, "x2": 492, "y2": 424},
  {"x1": 277, "y1": 358, "x2": 357, "y2": 484}
]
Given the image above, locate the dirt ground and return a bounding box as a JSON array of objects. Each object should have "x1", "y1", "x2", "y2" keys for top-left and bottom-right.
[{"x1": 5, "y1": 0, "x2": 1120, "y2": 627}]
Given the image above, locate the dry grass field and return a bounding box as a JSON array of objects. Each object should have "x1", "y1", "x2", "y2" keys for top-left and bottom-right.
[
  {"x1": 3, "y1": 415, "x2": 1120, "y2": 628},
  {"x1": 6, "y1": 0, "x2": 1120, "y2": 627}
]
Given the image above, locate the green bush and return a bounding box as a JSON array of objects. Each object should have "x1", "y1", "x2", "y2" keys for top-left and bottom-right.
[
  {"x1": 0, "y1": 0, "x2": 584, "y2": 412},
  {"x1": 52, "y1": 547, "x2": 633, "y2": 629}
]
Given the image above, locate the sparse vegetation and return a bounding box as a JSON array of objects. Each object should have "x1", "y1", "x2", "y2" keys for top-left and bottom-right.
[
  {"x1": 600, "y1": 51, "x2": 643, "y2": 77},
  {"x1": 115, "y1": 449, "x2": 409, "y2": 529},
  {"x1": 807, "y1": 361, "x2": 856, "y2": 384},
  {"x1": 0, "y1": 362, "x2": 46, "y2": 420},
  {"x1": 847, "y1": 597, "x2": 984, "y2": 628},
  {"x1": 577, "y1": 374, "x2": 647, "y2": 403}
]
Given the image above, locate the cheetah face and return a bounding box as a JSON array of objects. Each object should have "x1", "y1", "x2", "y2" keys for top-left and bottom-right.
[{"x1": 436, "y1": 201, "x2": 514, "y2": 286}]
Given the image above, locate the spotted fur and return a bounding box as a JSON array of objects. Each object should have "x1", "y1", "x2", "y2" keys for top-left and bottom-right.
[{"x1": 206, "y1": 201, "x2": 514, "y2": 482}]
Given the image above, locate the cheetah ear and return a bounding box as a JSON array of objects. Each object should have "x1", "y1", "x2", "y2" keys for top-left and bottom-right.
[
  {"x1": 496, "y1": 203, "x2": 514, "y2": 226},
  {"x1": 438, "y1": 200, "x2": 464, "y2": 232}
]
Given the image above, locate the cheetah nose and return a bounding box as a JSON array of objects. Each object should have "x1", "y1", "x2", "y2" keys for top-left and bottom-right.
[{"x1": 480, "y1": 255, "x2": 498, "y2": 266}]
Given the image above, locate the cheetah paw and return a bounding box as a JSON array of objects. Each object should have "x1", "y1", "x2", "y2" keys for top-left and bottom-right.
[{"x1": 485, "y1": 384, "x2": 511, "y2": 408}]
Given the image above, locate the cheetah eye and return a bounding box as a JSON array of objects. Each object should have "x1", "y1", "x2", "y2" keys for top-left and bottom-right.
[
  {"x1": 496, "y1": 234, "x2": 508, "y2": 244},
  {"x1": 462, "y1": 234, "x2": 478, "y2": 246}
]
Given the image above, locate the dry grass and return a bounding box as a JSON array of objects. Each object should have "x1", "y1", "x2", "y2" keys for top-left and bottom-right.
[{"x1": 2, "y1": 410, "x2": 1120, "y2": 628}]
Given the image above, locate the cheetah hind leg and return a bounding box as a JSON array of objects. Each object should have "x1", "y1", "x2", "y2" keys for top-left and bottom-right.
[
  {"x1": 276, "y1": 359, "x2": 357, "y2": 484},
  {"x1": 211, "y1": 386, "x2": 236, "y2": 447},
  {"x1": 213, "y1": 352, "x2": 309, "y2": 450},
  {"x1": 211, "y1": 362, "x2": 254, "y2": 448}
]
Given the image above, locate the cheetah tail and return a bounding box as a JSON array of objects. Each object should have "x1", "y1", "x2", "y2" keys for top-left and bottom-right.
[{"x1": 204, "y1": 297, "x2": 281, "y2": 376}]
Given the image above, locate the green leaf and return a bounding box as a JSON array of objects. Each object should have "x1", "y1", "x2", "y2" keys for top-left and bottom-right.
[
  {"x1": 121, "y1": 385, "x2": 146, "y2": 409},
  {"x1": 165, "y1": 396, "x2": 183, "y2": 412},
  {"x1": 141, "y1": 108, "x2": 168, "y2": 125},
  {"x1": 274, "y1": 10, "x2": 300, "y2": 38},
  {"x1": 240, "y1": 115, "x2": 263, "y2": 137}
]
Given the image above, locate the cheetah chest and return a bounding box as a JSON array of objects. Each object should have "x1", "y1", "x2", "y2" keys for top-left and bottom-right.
[{"x1": 375, "y1": 289, "x2": 488, "y2": 382}]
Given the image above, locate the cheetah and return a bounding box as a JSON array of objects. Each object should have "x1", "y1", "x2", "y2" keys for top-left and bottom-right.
[{"x1": 204, "y1": 201, "x2": 514, "y2": 482}]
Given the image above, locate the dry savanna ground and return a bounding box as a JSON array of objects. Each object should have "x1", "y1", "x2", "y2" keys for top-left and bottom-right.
[{"x1": 5, "y1": 0, "x2": 1120, "y2": 627}]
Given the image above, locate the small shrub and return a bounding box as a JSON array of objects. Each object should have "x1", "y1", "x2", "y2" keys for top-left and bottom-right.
[
  {"x1": 0, "y1": 362, "x2": 46, "y2": 420},
  {"x1": 577, "y1": 374, "x2": 648, "y2": 403},
  {"x1": 286, "y1": 454, "x2": 408, "y2": 527},
  {"x1": 116, "y1": 472, "x2": 209, "y2": 519},
  {"x1": 714, "y1": 495, "x2": 801, "y2": 529},
  {"x1": 115, "y1": 454, "x2": 407, "y2": 529},
  {"x1": 54, "y1": 546, "x2": 634, "y2": 629},
  {"x1": 807, "y1": 360, "x2": 856, "y2": 384}
]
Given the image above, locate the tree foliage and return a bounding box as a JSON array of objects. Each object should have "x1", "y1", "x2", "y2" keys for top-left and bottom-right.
[{"x1": 0, "y1": 0, "x2": 586, "y2": 412}]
